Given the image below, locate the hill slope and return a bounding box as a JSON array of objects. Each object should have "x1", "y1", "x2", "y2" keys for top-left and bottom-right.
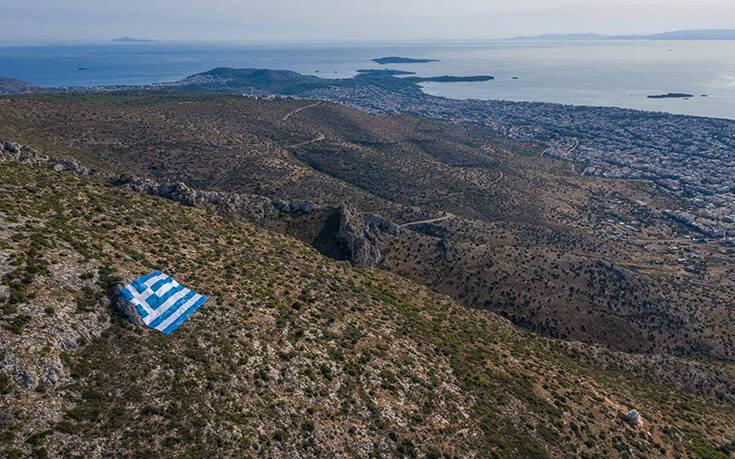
[
  {"x1": 1, "y1": 93, "x2": 734, "y2": 362},
  {"x1": 2, "y1": 162, "x2": 735, "y2": 457},
  {"x1": 0, "y1": 77, "x2": 35, "y2": 95}
]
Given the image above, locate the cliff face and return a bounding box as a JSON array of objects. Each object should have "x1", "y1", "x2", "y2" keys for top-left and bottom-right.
[
  {"x1": 336, "y1": 206, "x2": 400, "y2": 267},
  {"x1": 114, "y1": 176, "x2": 400, "y2": 267}
]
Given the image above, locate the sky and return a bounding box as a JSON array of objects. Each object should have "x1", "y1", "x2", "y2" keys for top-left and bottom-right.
[{"x1": 3, "y1": 0, "x2": 735, "y2": 42}]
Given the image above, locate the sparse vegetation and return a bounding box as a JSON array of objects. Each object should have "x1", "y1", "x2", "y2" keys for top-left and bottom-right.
[{"x1": 0, "y1": 94, "x2": 733, "y2": 458}]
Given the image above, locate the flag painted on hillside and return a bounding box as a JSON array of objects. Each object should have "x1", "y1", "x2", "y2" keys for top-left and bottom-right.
[{"x1": 120, "y1": 271, "x2": 208, "y2": 335}]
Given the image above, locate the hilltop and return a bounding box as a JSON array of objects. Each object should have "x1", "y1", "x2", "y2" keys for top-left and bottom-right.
[{"x1": 1, "y1": 145, "x2": 734, "y2": 457}]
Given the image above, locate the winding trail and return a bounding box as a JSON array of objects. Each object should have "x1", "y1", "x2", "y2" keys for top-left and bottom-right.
[
  {"x1": 281, "y1": 101, "x2": 323, "y2": 122},
  {"x1": 400, "y1": 213, "x2": 453, "y2": 228},
  {"x1": 287, "y1": 133, "x2": 326, "y2": 149},
  {"x1": 489, "y1": 170, "x2": 504, "y2": 185}
]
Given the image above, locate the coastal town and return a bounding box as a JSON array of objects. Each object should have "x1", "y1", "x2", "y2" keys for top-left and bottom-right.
[
  {"x1": 3, "y1": 64, "x2": 735, "y2": 243},
  {"x1": 303, "y1": 82, "x2": 735, "y2": 242}
]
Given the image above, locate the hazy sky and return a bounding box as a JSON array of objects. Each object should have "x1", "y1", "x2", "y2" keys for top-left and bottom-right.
[{"x1": 4, "y1": 0, "x2": 735, "y2": 42}]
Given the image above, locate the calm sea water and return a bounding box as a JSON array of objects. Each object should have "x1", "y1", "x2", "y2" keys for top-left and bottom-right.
[{"x1": 2, "y1": 40, "x2": 735, "y2": 119}]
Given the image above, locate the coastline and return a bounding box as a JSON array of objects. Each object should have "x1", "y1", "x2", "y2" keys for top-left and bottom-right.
[{"x1": 0, "y1": 40, "x2": 732, "y2": 118}]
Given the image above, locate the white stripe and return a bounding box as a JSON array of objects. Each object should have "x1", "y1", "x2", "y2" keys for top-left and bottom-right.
[
  {"x1": 139, "y1": 280, "x2": 179, "y2": 301},
  {"x1": 125, "y1": 285, "x2": 154, "y2": 315},
  {"x1": 143, "y1": 287, "x2": 191, "y2": 325},
  {"x1": 155, "y1": 294, "x2": 202, "y2": 332},
  {"x1": 144, "y1": 273, "x2": 169, "y2": 288}
]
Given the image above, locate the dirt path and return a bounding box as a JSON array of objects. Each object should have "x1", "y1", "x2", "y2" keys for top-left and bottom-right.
[
  {"x1": 286, "y1": 133, "x2": 326, "y2": 149},
  {"x1": 489, "y1": 170, "x2": 504, "y2": 185},
  {"x1": 400, "y1": 213, "x2": 453, "y2": 228},
  {"x1": 281, "y1": 101, "x2": 323, "y2": 122}
]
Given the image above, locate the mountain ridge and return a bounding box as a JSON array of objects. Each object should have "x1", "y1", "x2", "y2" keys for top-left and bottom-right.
[{"x1": 514, "y1": 28, "x2": 735, "y2": 40}]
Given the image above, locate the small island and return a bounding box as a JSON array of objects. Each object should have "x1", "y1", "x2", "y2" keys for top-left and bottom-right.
[
  {"x1": 356, "y1": 69, "x2": 494, "y2": 84},
  {"x1": 648, "y1": 93, "x2": 694, "y2": 99},
  {"x1": 407, "y1": 75, "x2": 494, "y2": 83},
  {"x1": 112, "y1": 37, "x2": 154, "y2": 43},
  {"x1": 372, "y1": 57, "x2": 439, "y2": 65}
]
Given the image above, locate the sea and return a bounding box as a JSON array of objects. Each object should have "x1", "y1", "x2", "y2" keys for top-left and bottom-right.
[{"x1": 2, "y1": 40, "x2": 735, "y2": 119}]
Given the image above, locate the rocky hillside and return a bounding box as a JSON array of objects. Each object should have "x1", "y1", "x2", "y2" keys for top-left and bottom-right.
[
  {"x1": 0, "y1": 77, "x2": 36, "y2": 95},
  {"x1": 1, "y1": 93, "x2": 734, "y2": 362},
  {"x1": 2, "y1": 148, "x2": 735, "y2": 457}
]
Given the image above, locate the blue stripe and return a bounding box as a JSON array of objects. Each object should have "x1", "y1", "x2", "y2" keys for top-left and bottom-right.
[
  {"x1": 149, "y1": 275, "x2": 173, "y2": 293},
  {"x1": 135, "y1": 303, "x2": 148, "y2": 318},
  {"x1": 148, "y1": 283, "x2": 186, "y2": 310},
  {"x1": 162, "y1": 295, "x2": 208, "y2": 336},
  {"x1": 130, "y1": 279, "x2": 147, "y2": 294},
  {"x1": 121, "y1": 287, "x2": 134, "y2": 302},
  {"x1": 148, "y1": 290, "x2": 197, "y2": 329}
]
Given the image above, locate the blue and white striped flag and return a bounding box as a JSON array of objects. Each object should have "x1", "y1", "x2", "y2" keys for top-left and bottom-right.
[{"x1": 120, "y1": 271, "x2": 208, "y2": 335}]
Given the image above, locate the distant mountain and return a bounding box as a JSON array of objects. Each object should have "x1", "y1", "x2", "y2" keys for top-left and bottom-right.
[
  {"x1": 645, "y1": 29, "x2": 735, "y2": 40},
  {"x1": 515, "y1": 29, "x2": 735, "y2": 41},
  {"x1": 112, "y1": 37, "x2": 154, "y2": 43}
]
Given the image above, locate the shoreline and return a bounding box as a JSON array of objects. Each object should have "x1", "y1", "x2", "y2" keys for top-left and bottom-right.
[{"x1": 2, "y1": 70, "x2": 732, "y2": 123}]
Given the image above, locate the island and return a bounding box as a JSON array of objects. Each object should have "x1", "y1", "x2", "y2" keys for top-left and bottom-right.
[
  {"x1": 647, "y1": 93, "x2": 694, "y2": 99},
  {"x1": 169, "y1": 67, "x2": 493, "y2": 96},
  {"x1": 372, "y1": 57, "x2": 439, "y2": 65},
  {"x1": 406, "y1": 75, "x2": 495, "y2": 83},
  {"x1": 112, "y1": 37, "x2": 154, "y2": 43}
]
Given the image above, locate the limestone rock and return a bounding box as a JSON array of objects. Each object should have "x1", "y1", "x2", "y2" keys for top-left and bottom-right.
[{"x1": 336, "y1": 206, "x2": 398, "y2": 267}]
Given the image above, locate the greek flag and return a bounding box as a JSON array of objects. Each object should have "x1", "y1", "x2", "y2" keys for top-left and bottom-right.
[{"x1": 120, "y1": 271, "x2": 208, "y2": 335}]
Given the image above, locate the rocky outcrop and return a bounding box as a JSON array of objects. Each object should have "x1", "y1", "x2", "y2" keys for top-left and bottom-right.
[
  {"x1": 336, "y1": 207, "x2": 400, "y2": 267},
  {"x1": 107, "y1": 284, "x2": 146, "y2": 327},
  {"x1": 0, "y1": 141, "x2": 91, "y2": 175},
  {"x1": 112, "y1": 176, "x2": 318, "y2": 224},
  {"x1": 114, "y1": 176, "x2": 400, "y2": 267},
  {"x1": 2, "y1": 141, "x2": 401, "y2": 268}
]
